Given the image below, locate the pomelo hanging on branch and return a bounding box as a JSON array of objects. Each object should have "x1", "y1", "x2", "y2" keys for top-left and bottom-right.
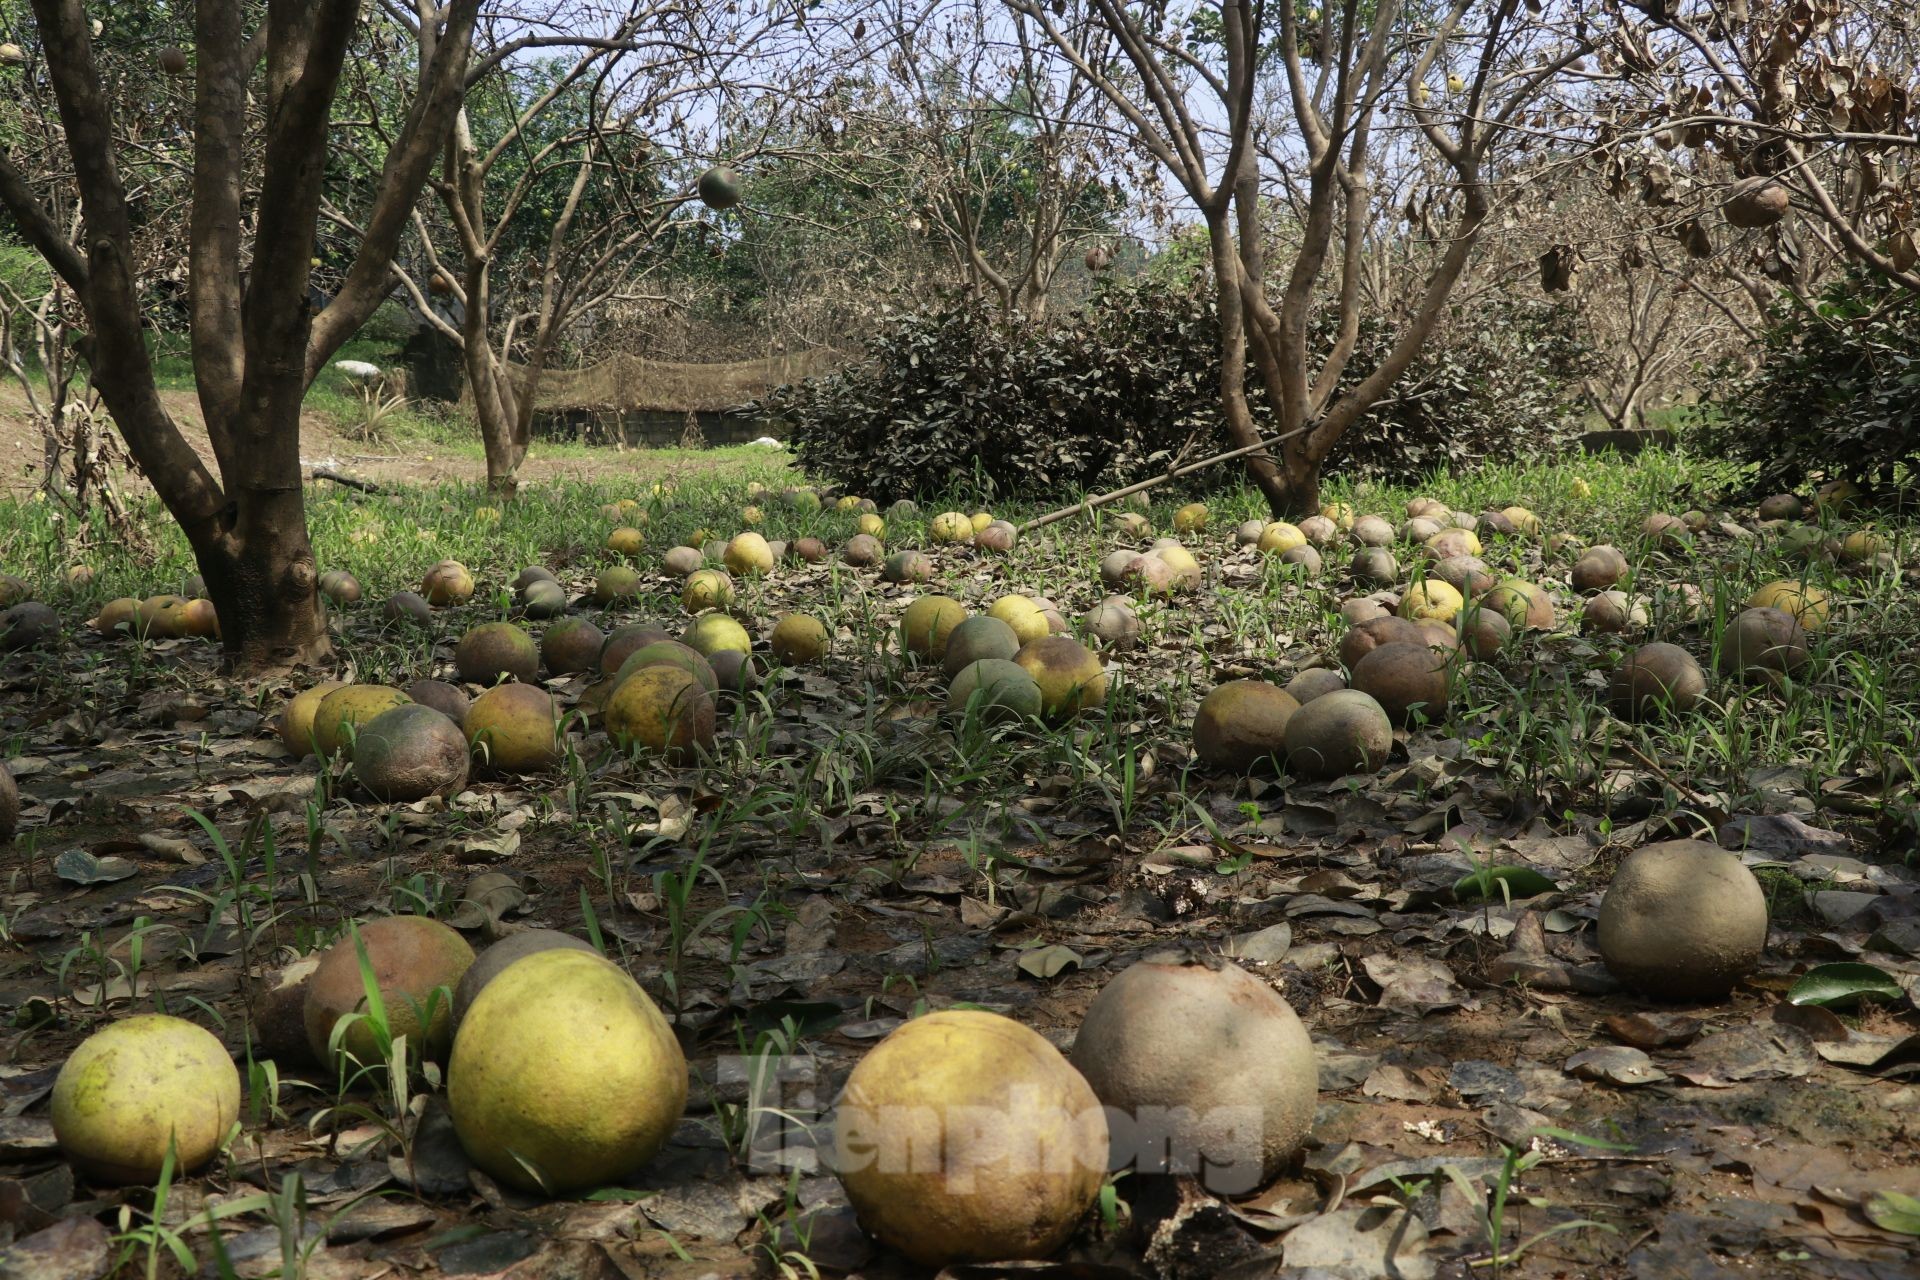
[{"x1": 696, "y1": 165, "x2": 743, "y2": 210}]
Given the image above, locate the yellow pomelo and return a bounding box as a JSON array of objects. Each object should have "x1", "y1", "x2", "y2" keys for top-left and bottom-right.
[
  {"x1": 1748, "y1": 579, "x2": 1830, "y2": 629},
  {"x1": 465, "y1": 684, "x2": 560, "y2": 773},
  {"x1": 930, "y1": 512, "x2": 975, "y2": 545},
  {"x1": 1013, "y1": 636, "x2": 1107, "y2": 721},
  {"x1": 770, "y1": 614, "x2": 830, "y2": 665},
  {"x1": 724, "y1": 531, "x2": 775, "y2": 576},
  {"x1": 1256, "y1": 522, "x2": 1307, "y2": 555},
  {"x1": 683, "y1": 613, "x2": 752, "y2": 658},
  {"x1": 91, "y1": 596, "x2": 141, "y2": 635},
  {"x1": 281, "y1": 681, "x2": 349, "y2": 757},
  {"x1": 422, "y1": 560, "x2": 474, "y2": 606},
  {"x1": 1399, "y1": 580, "x2": 1464, "y2": 622},
  {"x1": 1500, "y1": 506, "x2": 1541, "y2": 536},
  {"x1": 605, "y1": 665, "x2": 716, "y2": 760},
  {"x1": 681, "y1": 569, "x2": 735, "y2": 614},
  {"x1": 311, "y1": 685, "x2": 411, "y2": 759},
  {"x1": 1840, "y1": 530, "x2": 1888, "y2": 563},
  {"x1": 138, "y1": 594, "x2": 191, "y2": 638},
  {"x1": 179, "y1": 598, "x2": 221, "y2": 638},
  {"x1": 53, "y1": 1015, "x2": 240, "y2": 1184},
  {"x1": 1153, "y1": 544, "x2": 1202, "y2": 590},
  {"x1": 901, "y1": 596, "x2": 968, "y2": 659},
  {"x1": 988, "y1": 595, "x2": 1050, "y2": 646},
  {"x1": 833, "y1": 1010, "x2": 1107, "y2": 1268},
  {"x1": 449, "y1": 950, "x2": 686, "y2": 1194}
]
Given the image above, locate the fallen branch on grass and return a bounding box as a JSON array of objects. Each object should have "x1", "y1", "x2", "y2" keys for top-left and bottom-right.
[
  {"x1": 1018, "y1": 423, "x2": 1314, "y2": 533},
  {"x1": 311, "y1": 467, "x2": 382, "y2": 494}
]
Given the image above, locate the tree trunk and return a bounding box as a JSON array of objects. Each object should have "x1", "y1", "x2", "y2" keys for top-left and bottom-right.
[
  {"x1": 471, "y1": 361, "x2": 530, "y2": 499},
  {"x1": 472, "y1": 369, "x2": 523, "y2": 499},
  {"x1": 461, "y1": 260, "x2": 526, "y2": 498},
  {"x1": 1273, "y1": 447, "x2": 1323, "y2": 520},
  {"x1": 1205, "y1": 211, "x2": 1310, "y2": 520},
  {"x1": 189, "y1": 482, "x2": 330, "y2": 668}
]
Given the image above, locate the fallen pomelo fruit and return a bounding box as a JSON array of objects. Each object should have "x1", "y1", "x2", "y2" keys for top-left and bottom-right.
[
  {"x1": 1012, "y1": 636, "x2": 1107, "y2": 721},
  {"x1": 900, "y1": 596, "x2": 967, "y2": 661},
  {"x1": 454, "y1": 621, "x2": 539, "y2": 685},
  {"x1": 1607, "y1": 642, "x2": 1705, "y2": 721},
  {"x1": 1399, "y1": 579, "x2": 1464, "y2": 622},
  {"x1": 52, "y1": 1014, "x2": 240, "y2": 1184},
  {"x1": 540, "y1": 617, "x2": 605, "y2": 676},
  {"x1": 1072, "y1": 955, "x2": 1315, "y2": 1190},
  {"x1": 987, "y1": 595, "x2": 1051, "y2": 646},
  {"x1": 606, "y1": 664, "x2": 716, "y2": 760},
  {"x1": 464, "y1": 684, "x2": 561, "y2": 773},
  {"x1": 1284, "y1": 689, "x2": 1392, "y2": 779},
  {"x1": 724, "y1": 531, "x2": 775, "y2": 576},
  {"x1": 353, "y1": 704, "x2": 470, "y2": 803},
  {"x1": 770, "y1": 614, "x2": 830, "y2": 665},
  {"x1": 681, "y1": 568, "x2": 734, "y2": 613},
  {"x1": 1719, "y1": 605, "x2": 1809, "y2": 684},
  {"x1": 303, "y1": 917, "x2": 474, "y2": 1068},
  {"x1": 947, "y1": 658, "x2": 1043, "y2": 725},
  {"x1": 449, "y1": 949, "x2": 686, "y2": 1194},
  {"x1": 930, "y1": 512, "x2": 974, "y2": 544},
  {"x1": 1351, "y1": 641, "x2": 1451, "y2": 726},
  {"x1": 833, "y1": 1010, "x2": 1107, "y2": 1268},
  {"x1": 281, "y1": 681, "x2": 349, "y2": 757},
  {"x1": 422, "y1": 560, "x2": 474, "y2": 606},
  {"x1": 683, "y1": 612, "x2": 752, "y2": 658},
  {"x1": 1598, "y1": 840, "x2": 1767, "y2": 1001},
  {"x1": 942, "y1": 615, "x2": 1021, "y2": 678},
  {"x1": 1192, "y1": 680, "x2": 1299, "y2": 773}
]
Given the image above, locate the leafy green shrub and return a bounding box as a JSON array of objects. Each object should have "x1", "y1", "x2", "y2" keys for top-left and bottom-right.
[
  {"x1": 771, "y1": 272, "x2": 1591, "y2": 503},
  {"x1": 1702, "y1": 266, "x2": 1920, "y2": 493}
]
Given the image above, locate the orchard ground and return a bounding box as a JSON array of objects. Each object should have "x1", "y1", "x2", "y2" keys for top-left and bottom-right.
[{"x1": 0, "y1": 443, "x2": 1918, "y2": 1278}]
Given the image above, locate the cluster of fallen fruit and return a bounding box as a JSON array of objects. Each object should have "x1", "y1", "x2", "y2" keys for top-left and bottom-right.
[
  {"x1": 11, "y1": 478, "x2": 1875, "y2": 1269},
  {"x1": 42, "y1": 824, "x2": 1763, "y2": 1269}
]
